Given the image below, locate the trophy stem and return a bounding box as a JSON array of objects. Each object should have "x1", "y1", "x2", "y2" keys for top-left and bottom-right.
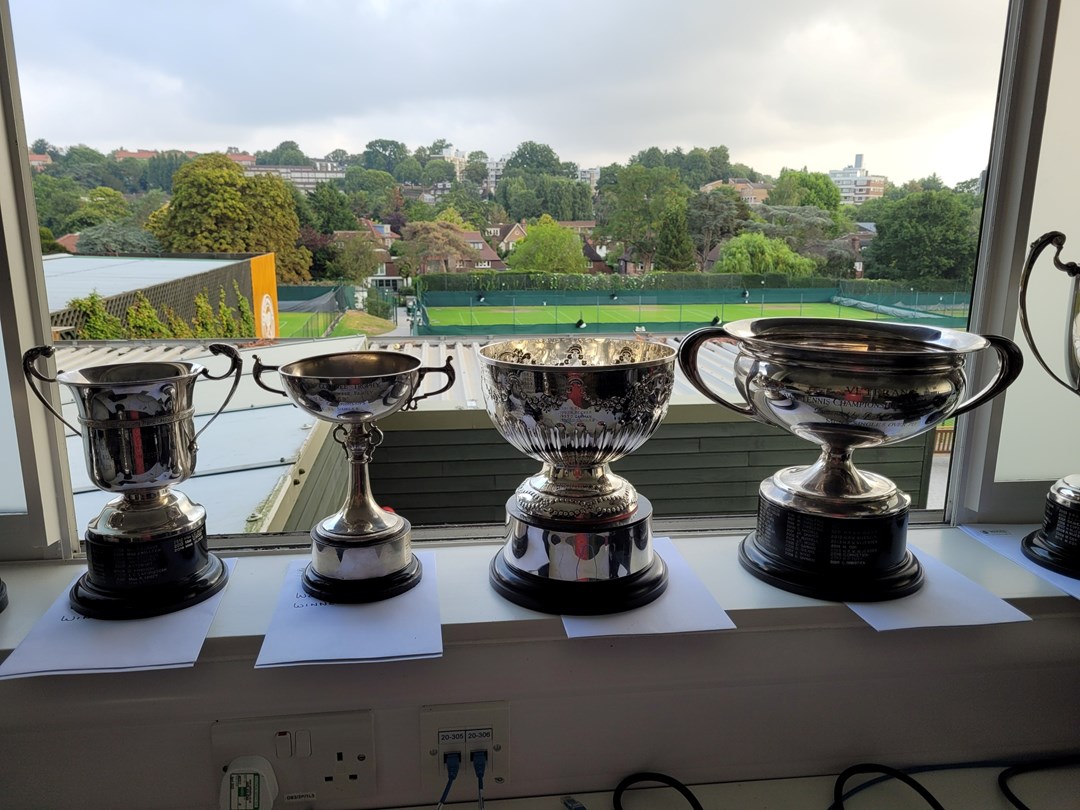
[
  {"x1": 320, "y1": 423, "x2": 402, "y2": 539},
  {"x1": 782, "y1": 445, "x2": 887, "y2": 500},
  {"x1": 516, "y1": 462, "x2": 637, "y2": 522}
]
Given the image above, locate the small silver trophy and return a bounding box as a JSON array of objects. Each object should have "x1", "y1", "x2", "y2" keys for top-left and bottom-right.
[
  {"x1": 23, "y1": 344, "x2": 243, "y2": 619},
  {"x1": 679, "y1": 318, "x2": 1022, "y2": 601},
  {"x1": 1018, "y1": 230, "x2": 1080, "y2": 577},
  {"x1": 253, "y1": 351, "x2": 454, "y2": 602},
  {"x1": 478, "y1": 337, "x2": 676, "y2": 614}
]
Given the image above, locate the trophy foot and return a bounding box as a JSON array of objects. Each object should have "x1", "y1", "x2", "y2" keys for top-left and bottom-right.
[
  {"x1": 301, "y1": 555, "x2": 422, "y2": 603},
  {"x1": 488, "y1": 495, "x2": 667, "y2": 615},
  {"x1": 1022, "y1": 528, "x2": 1080, "y2": 578},
  {"x1": 739, "y1": 531, "x2": 923, "y2": 602},
  {"x1": 69, "y1": 552, "x2": 229, "y2": 619}
]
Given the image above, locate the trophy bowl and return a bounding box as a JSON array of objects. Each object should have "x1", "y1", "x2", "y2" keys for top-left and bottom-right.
[
  {"x1": 679, "y1": 318, "x2": 1022, "y2": 601},
  {"x1": 478, "y1": 337, "x2": 676, "y2": 615},
  {"x1": 1018, "y1": 230, "x2": 1080, "y2": 577},
  {"x1": 23, "y1": 344, "x2": 243, "y2": 619},
  {"x1": 254, "y1": 350, "x2": 455, "y2": 602}
]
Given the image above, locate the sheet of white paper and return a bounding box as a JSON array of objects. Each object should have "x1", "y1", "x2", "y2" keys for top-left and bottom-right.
[
  {"x1": 959, "y1": 523, "x2": 1080, "y2": 599},
  {"x1": 0, "y1": 559, "x2": 237, "y2": 680},
  {"x1": 562, "y1": 537, "x2": 736, "y2": 638},
  {"x1": 255, "y1": 552, "x2": 442, "y2": 668},
  {"x1": 845, "y1": 545, "x2": 1030, "y2": 631}
]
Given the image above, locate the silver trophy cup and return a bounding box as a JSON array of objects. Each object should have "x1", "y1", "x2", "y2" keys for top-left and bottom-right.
[
  {"x1": 679, "y1": 318, "x2": 1022, "y2": 601},
  {"x1": 253, "y1": 350, "x2": 454, "y2": 602},
  {"x1": 478, "y1": 337, "x2": 676, "y2": 614},
  {"x1": 1018, "y1": 230, "x2": 1080, "y2": 577},
  {"x1": 23, "y1": 344, "x2": 243, "y2": 619}
]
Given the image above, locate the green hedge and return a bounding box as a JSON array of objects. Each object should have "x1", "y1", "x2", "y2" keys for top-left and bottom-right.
[{"x1": 416, "y1": 271, "x2": 842, "y2": 293}]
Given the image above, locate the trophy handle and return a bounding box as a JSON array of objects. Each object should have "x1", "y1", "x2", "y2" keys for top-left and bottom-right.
[
  {"x1": 193, "y1": 344, "x2": 244, "y2": 446},
  {"x1": 1019, "y1": 230, "x2": 1080, "y2": 393},
  {"x1": 676, "y1": 326, "x2": 756, "y2": 417},
  {"x1": 403, "y1": 357, "x2": 455, "y2": 411},
  {"x1": 950, "y1": 334, "x2": 1025, "y2": 418},
  {"x1": 22, "y1": 345, "x2": 82, "y2": 435},
  {"x1": 252, "y1": 354, "x2": 287, "y2": 397}
]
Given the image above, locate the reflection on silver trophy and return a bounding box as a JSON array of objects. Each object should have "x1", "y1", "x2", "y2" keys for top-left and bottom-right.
[
  {"x1": 679, "y1": 318, "x2": 1022, "y2": 601},
  {"x1": 253, "y1": 351, "x2": 454, "y2": 602},
  {"x1": 478, "y1": 337, "x2": 676, "y2": 614},
  {"x1": 1018, "y1": 230, "x2": 1080, "y2": 577},
  {"x1": 23, "y1": 344, "x2": 243, "y2": 619}
]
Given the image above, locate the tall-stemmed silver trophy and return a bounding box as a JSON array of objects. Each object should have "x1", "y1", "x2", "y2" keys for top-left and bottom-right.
[
  {"x1": 253, "y1": 351, "x2": 454, "y2": 602},
  {"x1": 478, "y1": 337, "x2": 676, "y2": 615},
  {"x1": 23, "y1": 344, "x2": 243, "y2": 619},
  {"x1": 679, "y1": 319, "x2": 1022, "y2": 601},
  {"x1": 1018, "y1": 230, "x2": 1080, "y2": 577}
]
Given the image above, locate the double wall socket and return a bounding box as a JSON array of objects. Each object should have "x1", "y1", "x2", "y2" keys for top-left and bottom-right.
[
  {"x1": 419, "y1": 701, "x2": 510, "y2": 790},
  {"x1": 211, "y1": 710, "x2": 376, "y2": 809}
]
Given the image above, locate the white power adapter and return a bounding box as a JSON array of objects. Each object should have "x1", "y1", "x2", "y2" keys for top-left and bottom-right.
[{"x1": 220, "y1": 755, "x2": 279, "y2": 810}]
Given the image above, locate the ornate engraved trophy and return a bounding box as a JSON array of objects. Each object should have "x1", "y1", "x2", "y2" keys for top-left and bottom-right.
[
  {"x1": 679, "y1": 319, "x2": 1022, "y2": 601},
  {"x1": 23, "y1": 344, "x2": 243, "y2": 619},
  {"x1": 478, "y1": 337, "x2": 676, "y2": 614},
  {"x1": 253, "y1": 351, "x2": 454, "y2": 602},
  {"x1": 1018, "y1": 230, "x2": 1080, "y2": 577}
]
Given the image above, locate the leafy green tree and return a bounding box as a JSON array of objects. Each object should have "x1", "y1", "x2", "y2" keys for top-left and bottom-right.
[
  {"x1": 863, "y1": 190, "x2": 978, "y2": 283},
  {"x1": 434, "y1": 205, "x2": 468, "y2": 228},
  {"x1": 47, "y1": 144, "x2": 125, "y2": 190},
  {"x1": 437, "y1": 184, "x2": 487, "y2": 229},
  {"x1": 400, "y1": 221, "x2": 479, "y2": 274},
  {"x1": 505, "y1": 141, "x2": 565, "y2": 175},
  {"x1": 463, "y1": 160, "x2": 488, "y2": 185},
  {"x1": 687, "y1": 188, "x2": 749, "y2": 269},
  {"x1": 309, "y1": 182, "x2": 358, "y2": 232},
  {"x1": 324, "y1": 148, "x2": 350, "y2": 164},
  {"x1": 467, "y1": 150, "x2": 488, "y2": 163},
  {"x1": 327, "y1": 235, "x2": 382, "y2": 283},
  {"x1": 39, "y1": 226, "x2": 68, "y2": 254},
  {"x1": 344, "y1": 167, "x2": 397, "y2": 213},
  {"x1": 244, "y1": 173, "x2": 314, "y2": 282},
  {"x1": 64, "y1": 186, "x2": 131, "y2": 231},
  {"x1": 298, "y1": 226, "x2": 337, "y2": 279},
  {"x1": 494, "y1": 171, "x2": 593, "y2": 222},
  {"x1": 422, "y1": 159, "x2": 455, "y2": 186},
  {"x1": 767, "y1": 169, "x2": 841, "y2": 211},
  {"x1": 69, "y1": 292, "x2": 125, "y2": 339},
  {"x1": 255, "y1": 140, "x2": 309, "y2": 166},
  {"x1": 654, "y1": 197, "x2": 697, "y2": 271},
  {"x1": 393, "y1": 156, "x2": 423, "y2": 184},
  {"x1": 114, "y1": 158, "x2": 149, "y2": 193},
  {"x1": 714, "y1": 232, "x2": 816, "y2": 277},
  {"x1": 31, "y1": 138, "x2": 57, "y2": 158},
  {"x1": 77, "y1": 222, "x2": 162, "y2": 255},
  {"x1": 145, "y1": 150, "x2": 191, "y2": 192},
  {"x1": 506, "y1": 214, "x2": 587, "y2": 273},
  {"x1": 596, "y1": 165, "x2": 687, "y2": 268},
  {"x1": 125, "y1": 293, "x2": 172, "y2": 338},
  {"x1": 954, "y1": 176, "x2": 983, "y2": 195},
  {"x1": 32, "y1": 173, "x2": 82, "y2": 233},
  {"x1": 289, "y1": 184, "x2": 318, "y2": 230},
  {"x1": 129, "y1": 189, "x2": 169, "y2": 226},
  {"x1": 746, "y1": 205, "x2": 840, "y2": 252},
  {"x1": 362, "y1": 139, "x2": 409, "y2": 173}
]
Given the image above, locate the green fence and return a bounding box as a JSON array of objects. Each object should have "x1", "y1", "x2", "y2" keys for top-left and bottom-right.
[{"x1": 420, "y1": 287, "x2": 841, "y2": 309}]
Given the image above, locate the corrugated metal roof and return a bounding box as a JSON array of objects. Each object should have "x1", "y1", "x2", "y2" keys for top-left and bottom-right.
[{"x1": 42, "y1": 254, "x2": 245, "y2": 313}]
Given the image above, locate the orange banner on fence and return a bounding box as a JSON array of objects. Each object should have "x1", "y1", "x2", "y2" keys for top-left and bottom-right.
[{"x1": 250, "y1": 253, "x2": 279, "y2": 339}]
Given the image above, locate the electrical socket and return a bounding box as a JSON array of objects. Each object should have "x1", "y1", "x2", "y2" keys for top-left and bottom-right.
[
  {"x1": 211, "y1": 710, "x2": 376, "y2": 809},
  {"x1": 419, "y1": 701, "x2": 509, "y2": 790}
]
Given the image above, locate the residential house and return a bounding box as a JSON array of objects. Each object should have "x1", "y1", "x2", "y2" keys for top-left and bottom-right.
[
  {"x1": 700, "y1": 178, "x2": 773, "y2": 205},
  {"x1": 487, "y1": 222, "x2": 527, "y2": 254},
  {"x1": 583, "y1": 238, "x2": 609, "y2": 274},
  {"x1": 226, "y1": 152, "x2": 257, "y2": 168},
  {"x1": 417, "y1": 228, "x2": 505, "y2": 274},
  {"x1": 28, "y1": 152, "x2": 50, "y2": 171},
  {"x1": 557, "y1": 220, "x2": 596, "y2": 237},
  {"x1": 112, "y1": 148, "x2": 160, "y2": 161},
  {"x1": 333, "y1": 223, "x2": 402, "y2": 291},
  {"x1": 828, "y1": 154, "x2": 887, "y2": 205}
]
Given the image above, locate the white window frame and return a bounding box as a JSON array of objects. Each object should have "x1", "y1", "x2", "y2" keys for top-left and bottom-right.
[{"x1": 0, "y1": 0, "x2": 1062, "y2": 565}]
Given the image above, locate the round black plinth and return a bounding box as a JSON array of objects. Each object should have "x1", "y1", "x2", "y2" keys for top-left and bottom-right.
[
  {"x1": 1022, "y1": 529, "x2": 1080, "y2": 579},
  {"x1": 0, "y1": 577, "x2": 8, "y2": 614},
  {"x1": 301, "y1": 555, "x2": 422, "y2": 603},
  {"x1": 490, "y1": 551, "x2": 667, "y2": 615},
  {"x1": 739, "y1": 531, "x2": 923, "y2": 602},
  {"x1": 69, "y1": 552, "x2": 229, "y2": 620}
]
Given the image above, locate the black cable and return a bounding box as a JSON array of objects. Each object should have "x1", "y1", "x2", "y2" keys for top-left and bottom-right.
[
  {"x1": 831, "y1": 763, "x2": 946, "y2": 810},
  {"x1": 998, "y1": 753, "x2": 1080, "y2": 810},
  {"x1": 435, "y1": 751, "x2": 460, "y2": 810},
  {"x1": 612, "y1": 771, "x2": 704, "y2": 810}
]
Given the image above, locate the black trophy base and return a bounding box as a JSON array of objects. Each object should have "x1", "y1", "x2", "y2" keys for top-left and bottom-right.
[
  {"x1": 301, "y1": 555, "x2": 422, "y2": 603},
  {"x1": 1022, "y1": 529, "x2": 1080, "y2": 578},
  {"x1": 69, "y1": 552, "x2": 229, "y2": 620},
  {"x1": 0, "y1": 577, "x2": 8, "y2": 614}
]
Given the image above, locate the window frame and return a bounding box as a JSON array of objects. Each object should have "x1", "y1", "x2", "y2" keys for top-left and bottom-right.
[{"x1": 0, "y1": 0, "x2": 1061, "y2": 565}]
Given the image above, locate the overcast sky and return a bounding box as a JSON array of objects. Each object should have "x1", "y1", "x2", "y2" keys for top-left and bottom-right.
[{"x1": 12, "y1": 0, "x2": 1008, "y2": 186}]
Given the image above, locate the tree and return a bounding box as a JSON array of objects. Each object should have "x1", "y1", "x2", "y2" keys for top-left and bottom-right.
[
  {"x1": 32, "y1": 173, "x2": 82, "y2": 233},
  {"x1": 713, "y1": 232, "x2": 816, "y2": 277},
  {"x1": 434, "y1": 205, "x2": 468, "y2": 228},
  {"x1": 400, "y1": 221, "x2": 479, "y2": 274},
  {"x1": 255, "y1": 140, "x2": 309, "y2": 166},
  {"x1": 422, "y1": 159, "x2": 455, "y2": 186},
  {"x1": 47, "y1": 144, "x2": 125, "y2": 190},
  {"x1": 362, "y1": 139, "x2": 409, "y2": 173},
  {"x1": 64, "y1": 186, "x2": 131, "y2": 232},
  {"x1": 467, "y1": 150, "x2": 488, "y2": 163},
  {"x1": 463, "y1": 160, "x2": 488, "y2": 185},
  {"x1": 344, "y1": 167, "x2": 397, "y2": 214},
  {"x1": 145, "y1": 150, "x2": 191, "y2": 192},
  {"x1": 506, "y1": 215, "x2": 587, "y2": 273},
  {"x1": 495, "y1": 171, "x2": 593, "y2": 222},
  {"x1": 129, "y1": 189, "x2": 169, "y2": 226},
  {"x1": 125, "y1": 293, "x2": 172, "y2": 338},
  {"x1": 596, "y1": 164, "x2": 687, "y2": 268},
  {"x1": 327, "y1": 234, "x2": 382, "y2": 283},
  {"x1": 654, "y1": 197, "x2": 697, "y2": 271},
  {"x1": 746, "y1": 205, "x2": 840, "y2": 252},
  {"x1": 393, "y1": 156, "x2": 423, "y2": 184},
  {"x1": 767, "y1": 169, "x2": 841, "y2": 211},
  {"x1": 687, "y1": 188, "x2": 749, "y2": 269},
  {"x1": 298, "y1": 226, "x2": 337, "y2": 279},
  {"x1": 308, "y1": 182, "x2": 358, "y2": 232},
  {"x1": 31, "y1": 138, "x2": 57, "y2": 158},
  {"x1": 78, "y1": 222, "x2": 162, "y2": 255},
  {"x1": 863, "y1": 190, "x2": 978, "y2": 283},
  {"x1": 39, "y1": 226, "x2": 68, "y2": 254},
  {"x1": 505, "y1": 141, "x2": 565, "y2": 175},
  {"x1": 69, "y1": 292, "x2": 125, "y2": 339},
  {"x1": 954, "y1": 176, "x2": 983, "y2": 195},
  {"x1": 149, "y1": 153, "x2": 312, "y2": 282},
  {"x1": 325, "y1": 148, "x2": 350, "y2": 164}
]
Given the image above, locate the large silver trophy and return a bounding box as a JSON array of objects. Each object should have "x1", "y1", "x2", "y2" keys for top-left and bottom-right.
[
  {"x1": 253, "y1": 351, "x2": 454, "y2": 602},
  {"x1": 1018, "y1": 231, "x2": 1080, "y2": 577},
  {"x1": 23, "y1": 344, "x2": 243, "y2": 619},
  {"x1": 478, "y1": 337, "x2": 676, "y2": 614},
  {"x1": 679, "y1": 319, "x2": 1022, "y2": 601}
]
